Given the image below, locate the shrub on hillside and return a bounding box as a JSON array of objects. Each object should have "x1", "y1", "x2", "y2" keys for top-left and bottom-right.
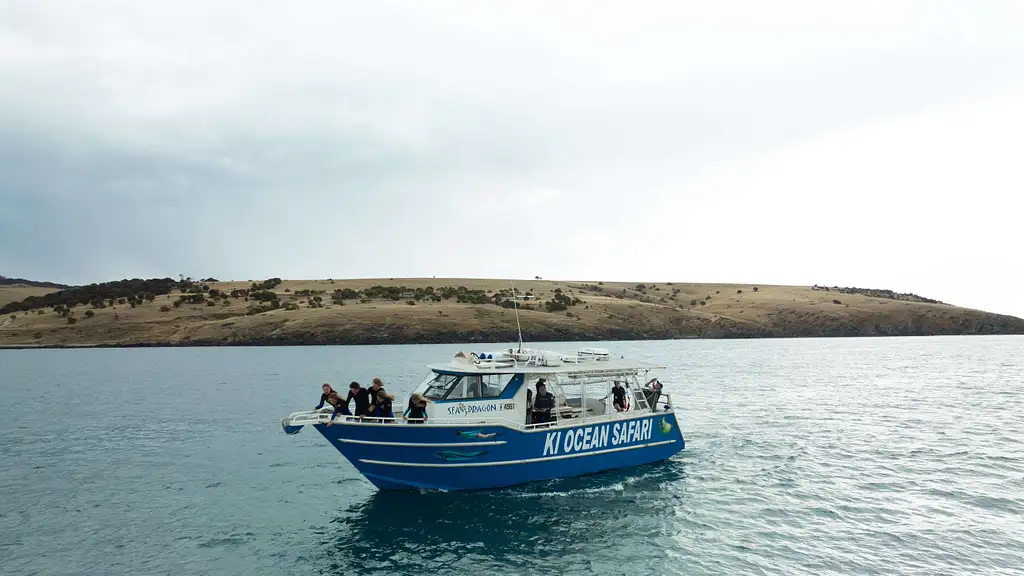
[
  {"x1": 251, "y1": 278, "x2": 282, "y2": 291},
  {"x1": 250, "y1": 290, "x2": 278, "y2": 303},
  {"x1": 246, "y1": 300, "x2": 281, "y2": 315},
  {"x1": 67, "y1": 316, "x2": 77, "y2": 324},
  {"x1": 737, "y1": 289, "x2": 743, "y2": 294},
  {"x1": 336, "y1": 288, "x2": 360, "y2": 300},
  {"x1": 84, "y1": 310, "x2": 95, "y2": 318},
  {"x1": 177, "y1": 293, "x2": 206, "y2": 305},
  {"x1": 160, "y1": 305, "x2": 171, "y2": 312},
  {"x1": 753, "y1": 286, "x2": 759, "y2": 292},
  {"x1": 546, "y1": 300, "x2": 568, "y2": 312},
  {"x1": 833, "y1": 299, "x2": 842, "y2": 305},
  {"x1": 690, "y1": 300, "x2": 697, "y2": 306},
  {"x1": 407, "y1": 300, "x2": 416, "y2": 305}
]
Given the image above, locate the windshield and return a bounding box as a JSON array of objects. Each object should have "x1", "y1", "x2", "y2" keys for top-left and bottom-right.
[
  {"x1": 415, "y1": 372, "x2": 519, "y2": 400},
  {"x1": 419, "y1": 373, "x2": 460, "y2": 400}
]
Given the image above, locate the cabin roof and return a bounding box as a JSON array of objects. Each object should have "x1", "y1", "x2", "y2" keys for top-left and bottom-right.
[
  {"x1": 425, "y1": 347, "x2": 664, "y2": 376},
  {"x1": 426, "y1": 358, "x2": 663, "y2": 375}
]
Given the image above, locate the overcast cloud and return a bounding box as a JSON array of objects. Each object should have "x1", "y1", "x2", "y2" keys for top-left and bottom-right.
[{"x1": 1, "y1": 1, "x2": 1022, "y2": 316}]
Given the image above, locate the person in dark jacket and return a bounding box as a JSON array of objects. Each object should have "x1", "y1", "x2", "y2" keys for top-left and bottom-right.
[
  {"x1": 403, "y1": 393, "x2": 430, "y2": 424},
  {"x1": 368, "y1": 378, "x2": 385, "y2": 415},
  {"x1": 525, "y1": 389, "x2": 534, "y2": 425},
  {"x1": 314, "y1": 383, "x2": 341, "y2": 410},
  {"x1": 373, "y1": 388, "x2": 395, "y2": 421},
  {"x1": 612, "y1": 381, "x2": 628, "y2": 412},
  {"x1": 347, "y1": 382, "x2": 372, "y2": 417},
  {"x1": 531, "y1": 380, "x2": 555, "y2": 425},
  {"x1": 325, "y1": 393, "x2": 350, "y2": 426}
]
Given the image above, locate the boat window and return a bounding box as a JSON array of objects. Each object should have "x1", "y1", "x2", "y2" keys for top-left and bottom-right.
[
  {"x1": 421, "y1": 373, "x2": 460, "y2": 400},
  {"x1": 446, "y1": 375, "x2": 481, "y2": 400},
  {"x1": 480, "y1": 374, "x2": 514, "y2": 398},
  {"x1": 447, "y1": 374, "x2": 517, "y2": 399},
  {"x1": 418, "y1": 372, "x2": 519, "y2": 401}
]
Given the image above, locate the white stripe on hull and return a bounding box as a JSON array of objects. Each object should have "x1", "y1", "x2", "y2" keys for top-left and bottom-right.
[
  {"x1": 357, "y1": 439, "x2": 678, "y2": 468},
  {"x1": 339, "y1": 439, "x2": 507, "y2": 448}
]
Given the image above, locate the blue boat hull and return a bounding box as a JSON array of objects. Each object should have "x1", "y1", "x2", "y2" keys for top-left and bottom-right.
[{"x1": 313, "y1": 413, "x2": 685, "y2": 491}]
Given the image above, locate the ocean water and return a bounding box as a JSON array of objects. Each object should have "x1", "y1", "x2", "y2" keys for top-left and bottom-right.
[{"x1": 1, "y1": 337, "x2": 1023, "y2": 576}]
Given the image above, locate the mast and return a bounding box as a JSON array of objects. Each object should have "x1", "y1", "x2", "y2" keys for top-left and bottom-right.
[{"x1": 510, "y1": 278, "x2": 524, "y2": 351}]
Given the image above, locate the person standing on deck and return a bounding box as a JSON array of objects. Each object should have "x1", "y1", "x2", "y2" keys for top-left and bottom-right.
[
  {"x1": 314, "y1": 383, "x2": 341, "y2": 410},
  {"x1": 526, "y1": 389, "x2": 534, "y2": 425},
  {"x1": 347, "y1": 382, "x2": 372, "y2": 417},
  {"x1": 325, "y1": 393, "x2": 349, "y2": 426},
  {"x1": 612, "y1": 381, "x2": 628, "y2": 412},
  {"x1": 532, "y1": 380, "x2": 555, "y2": 425},
  {"x1": 368, "y1": 377, "x2": 389, "y2": 416},
  {"x1": 373, "y1": 388, "x2": 395, "y2": 420},
  {"x1": 403, "y1": 393, "x2": 430, "y2": 424}
]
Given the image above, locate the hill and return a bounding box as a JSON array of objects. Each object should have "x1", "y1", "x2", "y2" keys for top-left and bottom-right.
[
  {"x1": 0, "y1": 276, "x2": 70, "y2": 289},
  {"x1": 1, "y1": 277, "x2": 1023, "y2": 348}
]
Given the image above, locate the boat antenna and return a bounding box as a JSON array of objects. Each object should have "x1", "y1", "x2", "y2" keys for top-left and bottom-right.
[{"x1": 510, "y1": 278, "x2": 524, "y2": 351}]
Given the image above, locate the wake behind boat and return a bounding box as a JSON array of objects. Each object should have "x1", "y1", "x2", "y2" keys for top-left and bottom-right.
[{"x1": 281, "y1": 346, "x2": 685, "y2": 491}]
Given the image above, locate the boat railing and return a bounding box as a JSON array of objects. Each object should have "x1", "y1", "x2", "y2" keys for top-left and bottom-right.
[{"x1": 283, "y1": 393, "x2": 676, "y2": 431}]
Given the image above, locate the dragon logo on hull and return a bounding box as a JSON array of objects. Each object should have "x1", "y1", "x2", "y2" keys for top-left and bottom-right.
[{"x1": 434, "y1": 450, "x2": 489, "y2": 462}]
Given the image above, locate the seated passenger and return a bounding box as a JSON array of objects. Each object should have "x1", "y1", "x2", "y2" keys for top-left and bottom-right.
[
  {"x1": 403, "y1": 393, "x2": 430, "y2": 424},
  {"x1": 314, "y1": 383, "x2": 339, "y2": 410},
  {"x1": 531, "y1": 380, "x2": 555, "y2": 425},
  {"x1": 347, "y1": 381, "x2": 372, "y2": 418},
  {"x1": 612, "y1": 381, "x2": 628, "y2": 412}
]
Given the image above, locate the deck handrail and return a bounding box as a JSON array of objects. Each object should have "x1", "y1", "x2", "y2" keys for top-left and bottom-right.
[{"x1": 283, "y1": 394, "x2": 676, "y2": 432}]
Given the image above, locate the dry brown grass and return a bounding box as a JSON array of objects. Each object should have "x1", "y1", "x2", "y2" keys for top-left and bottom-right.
[
  {"x1": 0, "y1": 286, "x2": 57, "y2": 307},
  {"x1": 1, "y1": 278, "x2": 1021, "y2": 347}
]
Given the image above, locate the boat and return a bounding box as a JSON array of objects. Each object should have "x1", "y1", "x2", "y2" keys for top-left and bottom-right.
[{"x1": 280, "y1": 346, "x2": 685, "y2": 491}]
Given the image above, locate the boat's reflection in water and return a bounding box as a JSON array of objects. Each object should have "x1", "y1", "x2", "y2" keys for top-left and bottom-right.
[{"x1": 315, "y1": 458, "x2": 688, "y2": 575}]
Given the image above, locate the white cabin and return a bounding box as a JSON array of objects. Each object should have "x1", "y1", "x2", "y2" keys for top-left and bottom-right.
[{"x1": 409, "y1": 347, "x2": 668, "y2": 427}]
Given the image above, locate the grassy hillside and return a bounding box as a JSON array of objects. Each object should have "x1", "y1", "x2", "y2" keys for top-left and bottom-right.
[
  {"x1": 0, "y1": 285, "x2": 63, "y2": 308},
  {"x1": 1, "y1": 278, "x2": 1022, "y2": 348}
]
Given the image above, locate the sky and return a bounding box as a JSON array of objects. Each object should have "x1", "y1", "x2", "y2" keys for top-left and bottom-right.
[{"x1": 1, "y1": 1, "x2": 1023, "y2": 317}]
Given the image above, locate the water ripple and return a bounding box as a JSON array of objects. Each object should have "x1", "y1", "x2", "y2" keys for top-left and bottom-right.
[{"x1": 1, "y1": 337, "x2": 1023, "y2": 575}]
